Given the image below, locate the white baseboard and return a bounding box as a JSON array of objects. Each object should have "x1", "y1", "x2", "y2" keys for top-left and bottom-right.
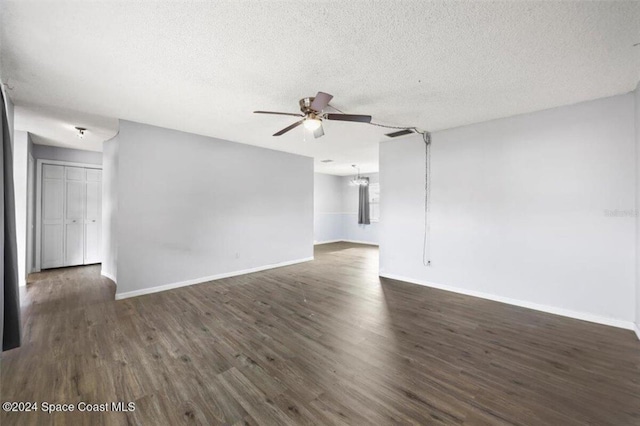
[
  {"x1": 379, "y1": 272, "x2": 635, "y2": 331},
  {"x1": 115, "y1": 257, "x2": 313, "y2": 300},
  {"x1": 314, "y1": 239, "x2": 343, "y2": 245},
  {"x1": 342, "y1": 239, "x2": 379, "y2": 246},
  {"x1": 634, "y1": 324, "x2": 640, "y2": 341},
  {"x1": 314, "y1": 239, "x2": 379, "y2": 246},
  {"x1": 101, "y1": 270, "x2": 117, "y2": 284}
]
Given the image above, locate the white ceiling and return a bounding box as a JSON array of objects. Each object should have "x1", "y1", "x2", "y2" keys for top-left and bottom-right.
[
  {"x1": 13, "y1": 102, "x2": 118, "y2": 152},
  {"x1": 1, "y1": 1, "x2": 639, "y2": 175}
]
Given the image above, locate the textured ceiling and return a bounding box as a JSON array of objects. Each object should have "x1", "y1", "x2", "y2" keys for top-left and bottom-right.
[{"x1": 1, "y1": 1, "x2": 639, "y2": 175}]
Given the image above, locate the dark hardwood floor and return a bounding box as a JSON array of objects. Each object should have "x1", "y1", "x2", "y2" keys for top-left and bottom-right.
[{"x1": 2, "y1": 242, "x2": 639, "y2": 425}]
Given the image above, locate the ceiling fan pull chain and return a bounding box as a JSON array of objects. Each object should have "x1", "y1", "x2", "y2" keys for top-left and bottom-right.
[{"x1": 423, "y1": 131, "x2": 432, "y2": 267}]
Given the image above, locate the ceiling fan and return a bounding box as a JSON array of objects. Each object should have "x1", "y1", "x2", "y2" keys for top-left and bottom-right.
[{"x1": 254, "y1": 91, "x2": 372, "y2": 139}]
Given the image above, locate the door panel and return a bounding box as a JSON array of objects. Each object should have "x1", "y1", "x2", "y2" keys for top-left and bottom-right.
[
  {"x1": 43, "y1": 180, "x2": 64, "y2": 221},
  {"x1": 84, "y1": 222, "x2": 100, "y2": 264},
  {"x1": 43, "y1": 164, "x2": 64, "y2": 179},
  {"x1": 41, "y1": 165, "x2": 64, "y2": 269},
  {"x1": 85, "y1": 181, "x2": 100, "y2": 221},
  {"x1": 42, "y1": 224, "x2": 63, "y2": 268},
  {"x1": 65, "y1": 180, "x2": 84, "y2": 221},
  {"x1": 66, "y1": 166, "x2": 84, "y2": 181},
  {"x1": 64, "y1": 179, "x2": 84, "y2": 267},
  {"x1": 86, "y1": 169, "x2": 102, "y2": 182},
  {"x1": 84, "y1": 172, "x2": 102, "y2": 264},
  {"x1": 65, "y1": 223, "x2": 84, "y2": 266}
]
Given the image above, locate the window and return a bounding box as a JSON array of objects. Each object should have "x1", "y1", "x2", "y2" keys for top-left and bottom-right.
[{"x1": 369, "y1": 182, "x2": 380, "y2": 222}]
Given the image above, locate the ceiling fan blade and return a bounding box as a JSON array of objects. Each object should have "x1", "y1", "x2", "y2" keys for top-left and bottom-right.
[
  {"x1": 313, "y1": 124, "x2": 324, "y2": 139},
  {"x1": 310, "y1": 92, "x2": 333, "y2": 111},
  {"x1": 325, "y1": 113, "x2": 372, "y2": 123},
  {"x1": 254, "y1": 111, "x2": 304, "y2": 117},
  {"x1": 273, "y1": 119, "x2": 304, "y2": 136}
]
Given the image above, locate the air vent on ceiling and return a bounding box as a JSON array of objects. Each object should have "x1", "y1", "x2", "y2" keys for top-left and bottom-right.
[
  {"x1": 385, "y1": 129, "x2": 415, "y2": 138},
  {"x1": 320, "y1": 159, "x2": 333, "y2": 163}
]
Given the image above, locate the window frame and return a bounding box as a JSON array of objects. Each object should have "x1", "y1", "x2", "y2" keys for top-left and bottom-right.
[{"x1": 369, "y1": 182, "x2": 380, "y2": 223}]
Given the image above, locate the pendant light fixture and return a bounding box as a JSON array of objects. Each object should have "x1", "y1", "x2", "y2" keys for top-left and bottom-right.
[{"x1": 350, "y1": 165, "x2": 368, "y2": 186}]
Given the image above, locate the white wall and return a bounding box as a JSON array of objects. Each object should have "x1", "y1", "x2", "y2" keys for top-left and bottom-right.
[
  {"x1": 113, "y1": 120, "x2": 313, "y2": 298},
  {"x1": 26, "y1": 152, "x2": 35, "y2": 274},
  {"x1": 13, "y1": 131, "x2": 28, "y2": 286},
  {"x1": 6, "y1": 98, "x2": 14, "y2": 145},
  {"x1": 3, "y1": 86, "x2": 14, "y2": 146},
  {"x1": 635, "y1": 82, "x2": 640, "y2": 338},
  {"x1": 380, "y1": 94, "x2": 636, "y2": 328},
  {"x1": 101, "y1": 135, "x2": 119, "y2": 282},
  {"x1": 32, "y1": 144, "x2": 102, "y2": 165},
  {"x1": 314, "y1": 172, "x2": 379, "y2": 245},
  {"x1": 314, "y1": 173, "x2": 344, "y2": 243}
]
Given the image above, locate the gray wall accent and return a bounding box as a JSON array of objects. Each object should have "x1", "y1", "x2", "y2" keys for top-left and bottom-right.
[
  {"x1": 101, "y1": 136, "x2": 119, "y2": 282},
  {"x1": 32, "y1": 144, "x2": 102, "y2": 165},
  {"x1": 1, "y1": 87, "x2": 20, "y2": 350},
  {"x1": 313, "y1": 172, "x2": 379, "y2": 245},
  {"x1": 112, "y1": 120, "x2": 313, "y2": 296},
  {"x1": 380, "y1": 94, "x2": 636, "y2": 327}
]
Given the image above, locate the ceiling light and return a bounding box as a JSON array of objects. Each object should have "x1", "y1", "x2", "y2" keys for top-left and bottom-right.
[
  {"x1": 75, "y1": 127, "x2": 86, "y2": 139},
  {"x1": 303, "y1": 118, "x2": 321, "y2": 131}
]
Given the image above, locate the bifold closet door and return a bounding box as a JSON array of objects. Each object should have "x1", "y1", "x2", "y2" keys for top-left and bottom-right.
[
  {"x1": 64, "y1": 167, "x2": 85, "y2": 266},
  {"x1": 41, "y1": 165, "x2": 64, "y2": 269},
  {"x1": 84, "y1": 169, "x2": 102, "y2": 264},
  {"x1": 41, "y1": 164, "x2": 102, "y2": 269}
]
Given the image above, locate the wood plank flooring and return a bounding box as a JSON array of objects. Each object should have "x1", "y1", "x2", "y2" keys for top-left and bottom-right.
[{"x1": 2, "y1": 242, "x2": 639, "y2": 425}]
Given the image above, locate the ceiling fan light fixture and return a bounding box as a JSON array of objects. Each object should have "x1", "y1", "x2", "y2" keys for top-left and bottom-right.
[
  {"x1": 303, "y1": 118, "x2": 322, "y2": 131},
  {"x1": 254, "y1": 91, "x2": 372, "y2": 138}
]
